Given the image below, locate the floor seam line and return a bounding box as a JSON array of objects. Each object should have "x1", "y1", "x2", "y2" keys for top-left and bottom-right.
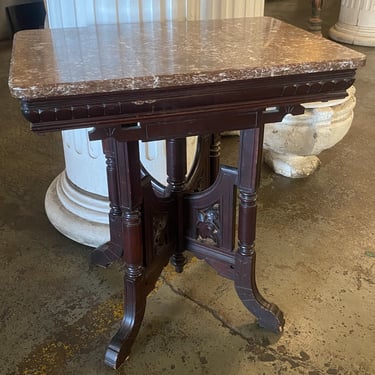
[{"x1": 160, "y1": 276, "x2": 326, "y2": 373}]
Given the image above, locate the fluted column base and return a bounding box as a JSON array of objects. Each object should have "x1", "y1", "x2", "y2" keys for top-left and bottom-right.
[{"x1": 329, "y1": 0, "x2": 375, "y2": 47}]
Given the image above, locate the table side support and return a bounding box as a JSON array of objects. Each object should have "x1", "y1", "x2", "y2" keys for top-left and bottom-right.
[
  {"x1": 103, "y1": 140, "x2": 148, "y2": 368},
  {"x1": 89, "y1": 105, "x2": 307, "y2": 368},
  {"x1": 235, "y1": 127, "x2": 284, "y2": 332},
  {"x1": 183, "y1": 119, "x2": 284, "y2": 333}
]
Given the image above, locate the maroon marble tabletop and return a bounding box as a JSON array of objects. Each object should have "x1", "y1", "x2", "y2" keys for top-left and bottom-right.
[{"x1": 9, "y1": 17, "x2": 365, "y2": 99}]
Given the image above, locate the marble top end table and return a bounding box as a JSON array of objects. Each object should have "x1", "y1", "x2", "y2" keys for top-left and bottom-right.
[{"x1": 9, "y1": 17, "x2": 365, "y2": 369}]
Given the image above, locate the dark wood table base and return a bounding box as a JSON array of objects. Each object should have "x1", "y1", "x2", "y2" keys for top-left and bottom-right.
[
  {"x1": 19, "y1": 71, "x2": 357, "y2": 369},
  {"x1": 88, "y1": 107, "x2": 302, "y2": 368}
]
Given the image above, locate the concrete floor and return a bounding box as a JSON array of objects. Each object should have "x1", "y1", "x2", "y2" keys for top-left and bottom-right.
[{"x1": 1, "y1": 1, "x2": 374, "y2": 374}]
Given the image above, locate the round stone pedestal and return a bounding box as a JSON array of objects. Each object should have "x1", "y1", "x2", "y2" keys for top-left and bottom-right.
[
  {"x1": 263, "y1": 86, "x2": 356, "y2": 178},
  {"x1": 329, "y1": 0, "x2": 375, "y2": 46}
]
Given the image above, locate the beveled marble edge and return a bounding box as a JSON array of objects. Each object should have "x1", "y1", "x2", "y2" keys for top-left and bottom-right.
[
  {"x1": 10, "y1": 59, "x2": 365, "y2": 100},
  {"x1": 8, "y1": 17, "x2": 366, "y2": 100}
]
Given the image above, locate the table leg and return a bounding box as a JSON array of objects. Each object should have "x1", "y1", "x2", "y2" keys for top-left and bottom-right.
[
  {"x1": 235, "y1": 128, "x2": 284, "y2": 332},
  {"x1": 103, "y1": 140, "x2": 148, "y2": 369}
]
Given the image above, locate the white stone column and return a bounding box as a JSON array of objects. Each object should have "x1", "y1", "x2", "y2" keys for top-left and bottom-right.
[
  {"x1": 329, "y1": 0, "x2": 375, "y2": 46},
  {"x1": 44, "y1": 0, "x2": 266, "y2": 247}
]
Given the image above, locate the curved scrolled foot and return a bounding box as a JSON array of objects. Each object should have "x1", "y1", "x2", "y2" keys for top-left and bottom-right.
[
  {"x1": 234, "y1": 252, "x2": 285, "y2": 334},
  {"x1": 256, "y1": 302, "x2": 284, "y2": 333},
  {"x1": 91, "y1": 241, "x2": 122, "y2": 268},
  {"x1": 104, "y1": 337, "x2": 131, "y2": 369},
  {"x1": 235, "y1": 283, "x2": 285, "y2": 333},
  {"x1": 104, "y1": 324, "x2": 142, "y2": 369},
  {"x1": 104, "y1": 270, "x2": 147, "y2": 369}
]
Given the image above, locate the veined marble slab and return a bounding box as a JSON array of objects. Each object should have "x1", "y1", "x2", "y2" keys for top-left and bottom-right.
[{"x1": 9, "y1": 17, "x2": 366, "y2": 99}]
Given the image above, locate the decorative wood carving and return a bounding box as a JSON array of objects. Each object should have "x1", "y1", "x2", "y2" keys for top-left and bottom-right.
[
  {"x1": 196, "y1": 202, "x2": 220, "y2": 246},
  {"x1": 21, "y1": 72, "x2": 355, "y2": 134}
]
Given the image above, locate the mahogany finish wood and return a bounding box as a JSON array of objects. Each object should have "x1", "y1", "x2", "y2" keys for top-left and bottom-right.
[{"x1": 9, "y1": 17, "x2": 364, "y2": 370}]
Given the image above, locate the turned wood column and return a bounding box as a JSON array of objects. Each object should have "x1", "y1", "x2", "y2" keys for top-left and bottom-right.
[
  {"x1": 166, "y1": 138, "x2": 188, "y2": 273},
  {"x1": 234, "y1": 126, "x2": 284, "y2": 333}
]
